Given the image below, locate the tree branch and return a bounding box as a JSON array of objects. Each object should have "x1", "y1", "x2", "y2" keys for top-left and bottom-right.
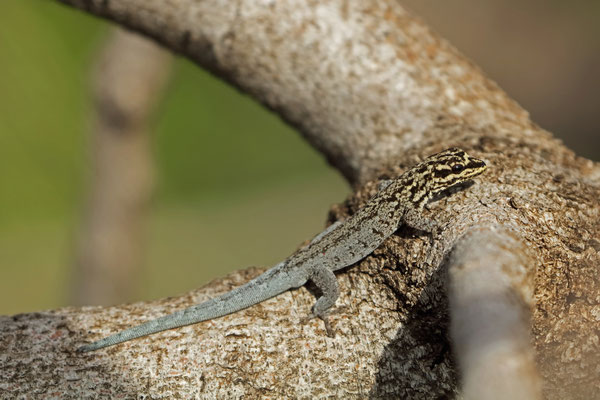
[
  {"x1": 73, "y1": 28, "x2": 172, "y2": 306},
  {"x1": 448, "y1": 228, "x2": 540, "y2": 400},
  {"x1": 3, "y1": 0, "x2": 599, "y2": 398},
  {"x1": 52, "y1": 0, "x2": 537, "y2": 184}
]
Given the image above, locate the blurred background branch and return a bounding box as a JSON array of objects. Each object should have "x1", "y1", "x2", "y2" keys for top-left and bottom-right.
[{"x1": 71, "y1": 28, "x2": 171, "y2": 306}]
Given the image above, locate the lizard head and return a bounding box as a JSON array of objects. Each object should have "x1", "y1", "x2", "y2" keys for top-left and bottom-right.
[{"x1": 409, "y1": 147, "x2": 487, "y2": 208}]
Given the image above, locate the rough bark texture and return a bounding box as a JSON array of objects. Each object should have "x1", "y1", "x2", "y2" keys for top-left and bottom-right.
[
  {"x1": 72, "y1": 27, "x2": 172, "y2": 306},
  {"x1": 49, "y1": 0, "x2": 536, "y2": 186},
  {"x1": 2, "y1": 0, "x2": 599, "y2": 399}
]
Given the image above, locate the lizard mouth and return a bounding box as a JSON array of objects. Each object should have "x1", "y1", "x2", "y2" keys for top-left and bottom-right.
[{"x1": 467, "y1": 159, "x2": 487, "y2": 176}]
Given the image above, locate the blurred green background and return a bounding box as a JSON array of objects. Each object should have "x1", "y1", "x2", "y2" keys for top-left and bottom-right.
[
  {"x1": 1, "y1": 1, "x2": 598, "y2": 315},
  {"x1": 0, "y1": 1, "x2": 348, "y2": 314}
]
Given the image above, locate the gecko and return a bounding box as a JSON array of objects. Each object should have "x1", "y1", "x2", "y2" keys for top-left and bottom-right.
[{"x1": 78, "y1": 147, "x2": 486, "y2": 352}]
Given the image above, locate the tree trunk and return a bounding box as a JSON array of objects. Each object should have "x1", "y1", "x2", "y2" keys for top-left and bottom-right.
[{"x1": 1, "y1": 1, "x2": 598, "y2": 399}]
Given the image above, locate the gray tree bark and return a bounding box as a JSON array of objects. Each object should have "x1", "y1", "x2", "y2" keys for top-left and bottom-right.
[{"x1": 1, "y1": 1, "x2": 598, "y2": 399}]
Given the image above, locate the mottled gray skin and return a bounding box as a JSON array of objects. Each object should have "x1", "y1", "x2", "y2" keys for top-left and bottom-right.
[{"x1": 78, "y1": 148, "x2": 486, "y2": 352}]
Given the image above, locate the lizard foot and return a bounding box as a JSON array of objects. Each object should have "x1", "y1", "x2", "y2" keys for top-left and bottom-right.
[
  {"x1": 301, "y1": 305, "x2": 349, "y2": 337},
  {"x1": 300, "y1": 312, "x2": 335, "y2": 337}
]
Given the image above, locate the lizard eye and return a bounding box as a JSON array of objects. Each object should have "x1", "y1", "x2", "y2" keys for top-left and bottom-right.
[{"x1": 452, "y1": 164, "x2": 464, "y2": 172}]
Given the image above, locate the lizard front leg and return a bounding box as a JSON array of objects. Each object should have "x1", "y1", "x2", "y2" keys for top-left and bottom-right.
[
  {"x1": 402, "y1": 206, "x2": 438, "y2": 233},
  {"x1": 402, "y1": 207, "x2": 439, "y2": 261},
  {"x1": 306, "y1": 267, "x2": 340, "y2": 337}
]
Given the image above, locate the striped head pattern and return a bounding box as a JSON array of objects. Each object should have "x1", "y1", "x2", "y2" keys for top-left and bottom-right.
[{"x1": 403, "y1": 147, "x2": 487, "y2": 209}]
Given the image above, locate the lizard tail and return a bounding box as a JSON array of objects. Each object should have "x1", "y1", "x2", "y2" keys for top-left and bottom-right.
[{"x1": 78, "y1": 265, "x2": 293, "y2": 352}]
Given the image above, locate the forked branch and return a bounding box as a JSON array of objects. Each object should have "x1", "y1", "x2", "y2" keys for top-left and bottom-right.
[{"x1": 1, "y1": 0, "x2": 598, "y2": 398}]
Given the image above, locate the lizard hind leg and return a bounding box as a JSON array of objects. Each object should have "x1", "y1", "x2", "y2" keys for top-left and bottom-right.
[{"x1": 306, "y1": 267, "x2": 340, "y2": 337}]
